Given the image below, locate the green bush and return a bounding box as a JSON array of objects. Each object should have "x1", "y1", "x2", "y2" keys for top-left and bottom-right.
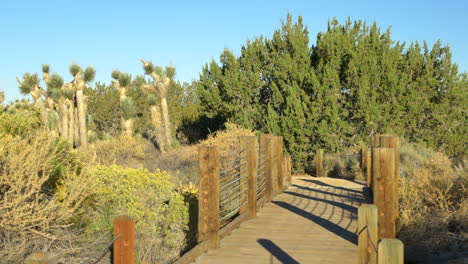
[
  {"x1": 86, "y1": 165, "x2": 188, "y2": 263},
  {"x1": 0, "y1": 109, "x2": 42, "y2": 137}
]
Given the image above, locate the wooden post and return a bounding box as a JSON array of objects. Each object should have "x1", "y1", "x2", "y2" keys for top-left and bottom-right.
[
  {"x1": 274, "y1": 136, "x2": 284, "y2": 193},
  {"x1": 372, "y1": 148, "x2": 396, "y2": 239},
  {"x1": 358, "y1": 205, "x2": 378, "y2": 264},
  {"x1": 198, "y1": 146, "x2": 220, "y2": 248},
  {"x1": 260, "y1": 134, "x2": 273, "y2": 202},
  {"x1": 269, "y1": 137, "x2": 278, "y2": 195},
  {"x1": 378, "y1": 135, "x2": 400, "y2": 219},
  {"x1": 361, "y1": 146, "x2": 372, "y2": 187},
  {"x1": 316, "y1": 149, "x2": 324, "y2": 177},
  {"x1": 240, "y1": 136, "x2": 258, "y2": 218},
  {"x1": 287, "y1": 155, "x2": 292, "y2": 185},
  {"x1": 114, "y1": 215, "x2": 135, "y2": 264},
  {"x1": 378, "y1": 239, "x2": 404, "y2": 264},
  {"x1": 366, "y1": 147, "x2": 371, "y2": 188},
  {"x1": 283, "y1": 155, "x2": 291, "y2": 188}
]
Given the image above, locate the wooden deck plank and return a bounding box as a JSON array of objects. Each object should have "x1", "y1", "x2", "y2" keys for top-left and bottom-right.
[{"x1": 193, "y1": 176, "x2": 368, "y2": 264}]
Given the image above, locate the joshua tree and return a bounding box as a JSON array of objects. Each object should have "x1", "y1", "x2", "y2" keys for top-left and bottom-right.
[
  {"x1": 111, "y1": 70, "x2": 135, "y2": 136},
  {"x1": 69, "y1": 63, "x2": 95, "y2": 147},
  {"x1": 17, "y1": 72, "x2": 48, "y2": 124},
  {"x1": 140, "y1": 59, "x2": 175, "y2": 150}
]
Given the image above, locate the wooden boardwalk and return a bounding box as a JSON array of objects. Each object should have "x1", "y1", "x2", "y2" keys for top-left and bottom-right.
[{"x1": 194, "y1": 176, "x2": 369, "y2": 264}]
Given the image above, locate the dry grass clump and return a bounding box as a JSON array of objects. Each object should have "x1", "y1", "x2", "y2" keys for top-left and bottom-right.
[
  {"x1": 322, "y1": 152, "x2": 363, "y2": 181},
  {"x1": 398, "y1": 143, "x2": 467, "y2": 260},
  {"x1": 0, "y1": 132, "x2": 95, "y2": 263},
  {"x1": 85, "y1": 135, "x2": 146, "y2": 166}
]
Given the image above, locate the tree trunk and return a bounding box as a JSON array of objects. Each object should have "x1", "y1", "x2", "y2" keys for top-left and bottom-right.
[
  {"x1": 119, "y1": 88, "x2": 133, "y2": 137},
  {"x1": 160, "y1": 94, "x2": 172, "y2": 147},
  {"x1": 76, "y1": 89, "x2": 87, "y2": 147},
  {"x1": 74, "y1": 105, "x2": 79, "y2": 146},
  {"x1": 60, "y1": 101, "x2": 69, "y2": 140},
  {"x1": 150, "y1": 105, "x2": 166, "y2": 153},
  {"x1": 31, "y1": 91, "x2": 48, "y2": 125},
  {"x1": 122, "y1": 119, "x2": 134, "y2": 137},
  {"x1": 68, "y1": 101, "x2": 75, "y2": 144}
]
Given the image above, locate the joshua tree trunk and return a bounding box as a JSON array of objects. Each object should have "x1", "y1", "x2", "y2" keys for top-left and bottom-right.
[
  {"x1": 30, "y1": 89, "x2": 48, "y2": 125},
  {"x1": 122, "y1": 119, "x2": 134, "y2": 137},
  {"x1": 150, "y1": 105, "x2": 166, "y2": 153},
  {"x1": 160, "y1": 95, "x2": 172, "y2": 147},
  {"x1": 68, "y1": 101, "x2": 75, "y2": 144},
  {"x1": 60, "y1": 101, "x2": 69, "y2": 139},
  {"x1": 76, "y1": 89, "x2": 87, "y2": 147}
]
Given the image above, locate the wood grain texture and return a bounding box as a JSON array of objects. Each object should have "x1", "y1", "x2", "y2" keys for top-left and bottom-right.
[
  {"x1": 240, "y1": 136, "x2": 258, "y2": 218},
  {"x1": 372, "y1": 148, "x2": 396, "y2": 239},
  {"x1": 113, "y1": 215, "x2": 135, "y2": 264},
  {"x1": 358, "y1": 204, "x2": 378, "y2": 264},
  {"x1": 274, "y1": 136, "x2": 284, "y2": 194},
  {"x1": 316, "y1": 149, "x2": 324, "y2": 177},
  {"x1": 378, "y1": 239, "x2": 404, "y2": 264},
  {"x1": 198, "y1": 146, "x2": 220, "y2": 248},
  {"x1": 260, "y1": 134, "x2": 273, "y2": 202}
]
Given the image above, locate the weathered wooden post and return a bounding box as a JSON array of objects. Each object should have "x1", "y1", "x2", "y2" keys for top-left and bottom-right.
[
  {"x1": 198, "y1": 146, "x2": 220, "y2": 248},
  {"x1": 377, "y1": 135, "x2": 400, "y2": 219},
  {"x1": 378, "y1": 239, "x2": 404, "y2": 264},
  {"x1": 274, "y1": 136, "x2": 284, "y2": 193},
  {"x1": 114, "y1": 215, "x2": 135, "y2": 264},
  {"x1": 358, "y1": 205, "x2": 378, "y2": 264},
  {"x1": 287, "y1": 155, "x2": 292, "y2": 185},
  {"x1": 260, "y1": 134, "x2": 274, "y2": 202},
  {"x1": 283, "y1": 155, "x2": 292, "y2": 187},
  {"x1": 372, "y1": 147, "x2": 396, "y2": 239},
  {"x1": 240, "y1": 136, "x2": 258, "y2": 218},
  {"x1": 361, "y1": 145, "x2": 372, "y2": 187},
  {"x1": 316, "y1": 149, "x2": 324, "y2": 177}
]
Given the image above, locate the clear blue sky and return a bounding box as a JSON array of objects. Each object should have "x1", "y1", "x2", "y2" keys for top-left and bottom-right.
[{"x1": 1, "y1": 0, "x2": 467, "y2": 102}]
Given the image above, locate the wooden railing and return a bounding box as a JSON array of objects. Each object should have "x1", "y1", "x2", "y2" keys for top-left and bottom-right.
[
  {"x1": 174, "y1": 134, "x2": 291, "y2": 264},
  {"x1": 358, "y1": 134, "x2": 404, "y2": 264}
]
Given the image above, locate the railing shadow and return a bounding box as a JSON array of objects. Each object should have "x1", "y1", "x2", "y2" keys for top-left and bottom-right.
[
  {"x1": 283, "y1": 190, "x2": 358, "y2": 214},
  {"x1": 292, "y1": 184, "x2": 368, "y2": 203},
  {"x1": 257, "y1": 239, "x2": 300, "y2": 264},
  {"x1": 299, "y1": 178, "x2": 363, "y2": 194},
  {"x1": 272, "y1": 201, "x2": 358, "y2": 245}
]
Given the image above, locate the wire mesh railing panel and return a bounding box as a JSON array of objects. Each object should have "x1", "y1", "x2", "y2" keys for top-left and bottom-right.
[{"x1": 219, "y1": 147, "x2": 248, "y2": 227}]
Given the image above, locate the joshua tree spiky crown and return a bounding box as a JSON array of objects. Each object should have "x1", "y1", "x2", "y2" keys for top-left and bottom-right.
[
  {"x1": 69, "y1": 63, "x2": 82, "y2": 77},
  {"x1": 46, "y1": 73, "x2": 65, "y2": 102},
  {"x1": 83, "y1": 67, "x2": 96, "y2": 83},
  {"x1": 41, "y1": 64, "x2": 50, "y2": 74},
  {"x1": 18, "y1": 73, "x2": 41, "y2": 94}
]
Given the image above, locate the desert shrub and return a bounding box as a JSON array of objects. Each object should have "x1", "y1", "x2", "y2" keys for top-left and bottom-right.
[
  {"x1": 0, "y1": 109, "x2": 42, "y2": 137},
  {"x1": 85, "y1": 165, "x2": 188, "y2": 264},
  {"x1": 322, "y1": 152, "x2": 363, "y2": 180},
  {"x1": 179, "y1": 183, "x2": 199, "y2": 251},
  {"x1": 85, "y1": 135, "x2": 146, "y2": 166},
  {"x1": 0, "y1": 132, "x2": 94, "y2": 262},
  {"x1": 398, "y1": 143, "x2": 467, "y2": 260}
]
